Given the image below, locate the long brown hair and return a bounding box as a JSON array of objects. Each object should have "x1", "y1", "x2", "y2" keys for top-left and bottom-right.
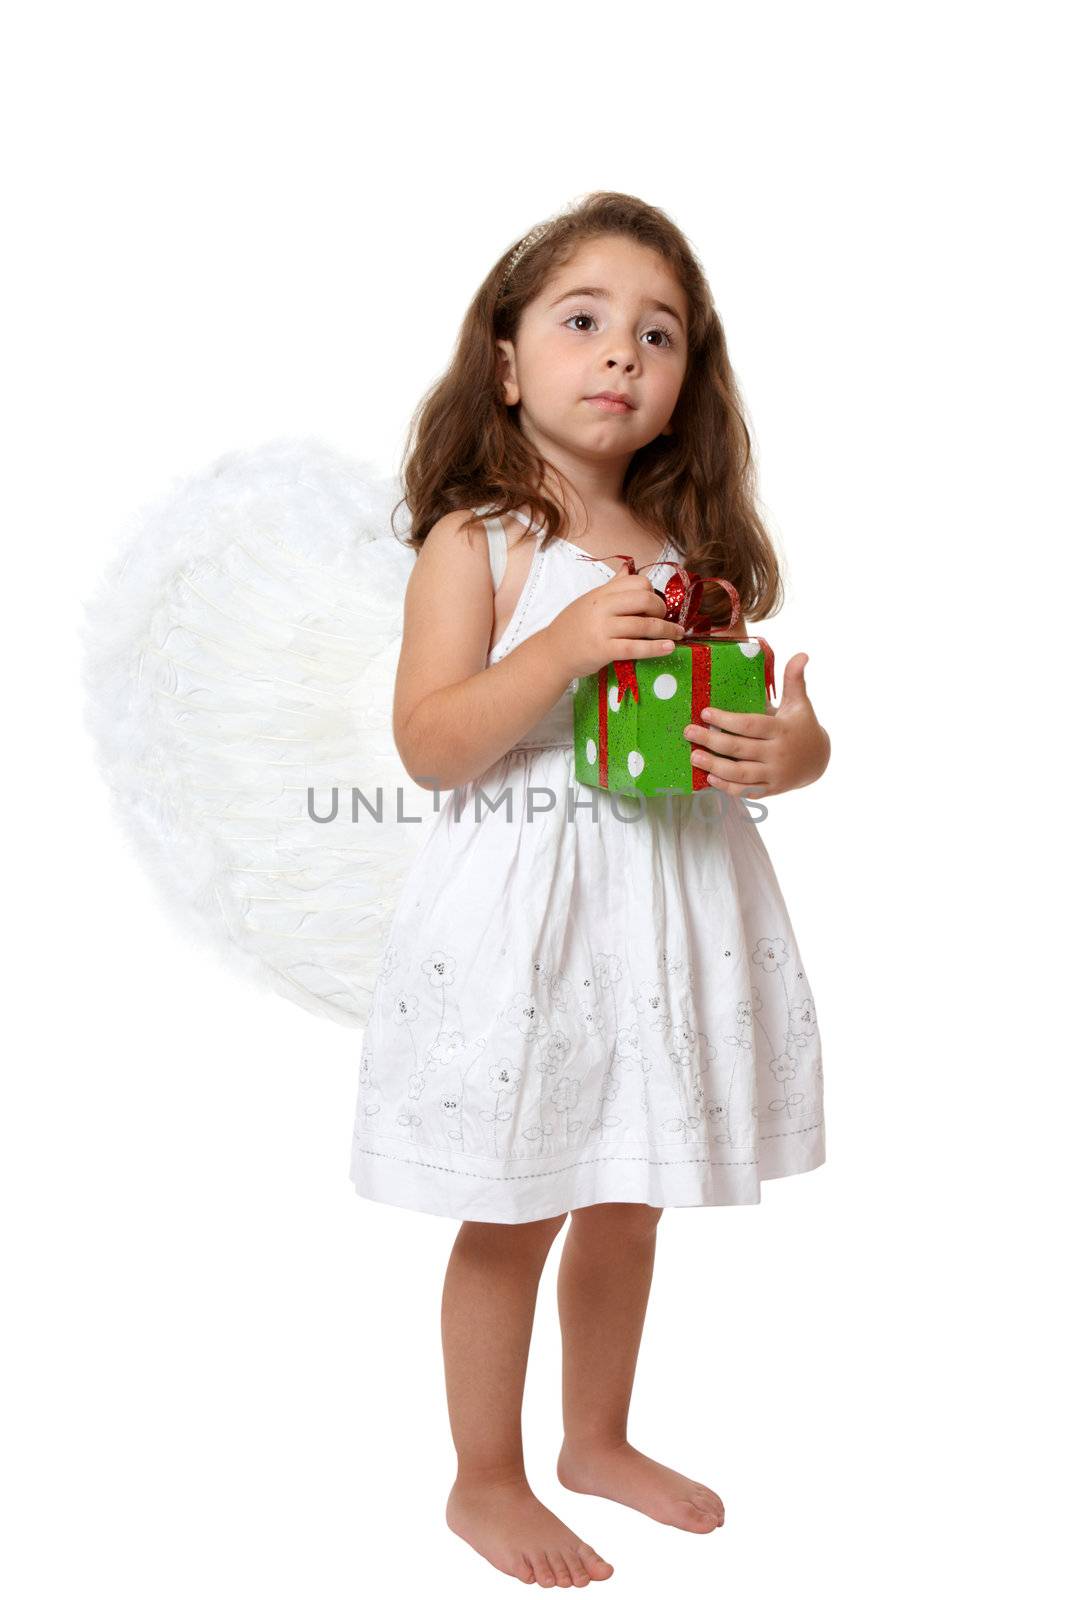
[{"x1": 392, "y1": 190, "x2": 784, "y2": 624}]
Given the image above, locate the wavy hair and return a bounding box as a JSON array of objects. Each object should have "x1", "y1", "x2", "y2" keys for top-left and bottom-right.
[{"x1": 392, "y1": 190, "x2": 784, "y2": 624}]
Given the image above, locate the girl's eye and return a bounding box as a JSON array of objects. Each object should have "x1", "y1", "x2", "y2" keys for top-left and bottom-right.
[{"x1": 563, "y1": 312, "x2": 674, "y2": 349}]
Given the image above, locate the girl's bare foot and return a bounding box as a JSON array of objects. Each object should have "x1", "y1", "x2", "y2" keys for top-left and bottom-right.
[
  {"x1": 556, "y1": 1440, "x2": 725, "y2": 1534},
  {"x1": 446, "y1": 1473, "x2": 615, "y2": 1586}
]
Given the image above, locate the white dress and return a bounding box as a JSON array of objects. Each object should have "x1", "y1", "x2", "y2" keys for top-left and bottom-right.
[{"x1": 349, "y1": 507, "x2": 825, "y2": 1223}]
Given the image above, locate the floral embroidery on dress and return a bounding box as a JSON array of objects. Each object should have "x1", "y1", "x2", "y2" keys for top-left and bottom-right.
[
  {"x1": 747, "y1": 935, "x2": 821, "y2": 1123},
  {"x1": 355, "y1": 920, "x2": 822, "y2": 1167}
]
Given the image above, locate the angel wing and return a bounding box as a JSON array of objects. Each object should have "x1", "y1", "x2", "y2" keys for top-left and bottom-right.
[{"x1": 80, "y1": 435, "x2": 424, "y2": 1028}]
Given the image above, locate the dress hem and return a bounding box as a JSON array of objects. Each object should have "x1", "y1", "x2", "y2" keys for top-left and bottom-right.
[{"x1": 349, "y1": 1122, "x2": 825, "y2": 1224}]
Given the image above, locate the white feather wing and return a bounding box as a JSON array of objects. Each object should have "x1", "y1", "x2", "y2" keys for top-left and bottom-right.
[{"x1": 80, "y1": 435, "x2": 423, "y2": 1028}]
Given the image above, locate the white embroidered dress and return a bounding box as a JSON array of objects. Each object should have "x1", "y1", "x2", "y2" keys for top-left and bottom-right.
[{"x1": 349, "y1": 507, "x2": 825, "y2": 1223}]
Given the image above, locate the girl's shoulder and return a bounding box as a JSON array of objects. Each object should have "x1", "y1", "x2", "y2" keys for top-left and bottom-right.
[
  {"x1": 418, "y1": 505, "x2": 526, "y2": 550},
  {"x1": 420, "y1": 505, "x2": 538, "y2": 584}
]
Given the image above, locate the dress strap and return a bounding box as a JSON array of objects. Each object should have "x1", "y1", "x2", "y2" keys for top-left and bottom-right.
[
  {"x1": 485, "y1": 519, "x2": 509, "y2": 593},
  {"x1": 472, "y1": 506, "x2": 511, "y2": 593},
  {"x1": 509, "y1": 507, "x2": 543, "y2": 535}
]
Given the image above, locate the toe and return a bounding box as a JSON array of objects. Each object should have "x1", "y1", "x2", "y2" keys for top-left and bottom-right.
[
  {"x1": 549, "y1": 1552, "x2": 573, "y2": 1586},
  {"x1": 531, "y1": 1553, "x2": 557, "y2": 1586},
  {"x1": 565, "y1": 1550, "x2": 592, "y2": 1586},
  {"x1": 514, "y1": 1554, "x2": 537, "y2": 1583},
  {"x1": 679, "y1": 1498, "x2": 720, "y2": 1531},
  {"x1": 577, "y1": 1542, "x2": 614, "y2": 1579}
]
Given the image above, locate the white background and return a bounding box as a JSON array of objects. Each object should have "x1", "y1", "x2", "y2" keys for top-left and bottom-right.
[{"x1": 4, "y1": 1, "x2": 1063, "y2": 1594}]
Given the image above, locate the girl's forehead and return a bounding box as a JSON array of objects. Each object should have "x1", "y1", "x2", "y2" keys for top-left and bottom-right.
[{"x1": 546, "y1": 240, "x2": 674, "y2": 285}]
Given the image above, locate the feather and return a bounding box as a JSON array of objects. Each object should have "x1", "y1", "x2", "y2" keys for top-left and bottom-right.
[{"x1": 80, "y1": 435, "x2": 422, "y2": 1028}]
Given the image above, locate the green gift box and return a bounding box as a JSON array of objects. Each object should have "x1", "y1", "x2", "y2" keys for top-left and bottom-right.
[
  {"x1": 572, "y1": 637, "x2": 774, "y2": 797},
  {"x1": 570, "y1": 567, "x2": 776, "y2": 798}
]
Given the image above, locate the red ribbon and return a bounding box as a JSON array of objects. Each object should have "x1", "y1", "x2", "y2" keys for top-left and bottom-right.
[{"x1": 577, "y1": 554, "x2": 775, "y2": 704}]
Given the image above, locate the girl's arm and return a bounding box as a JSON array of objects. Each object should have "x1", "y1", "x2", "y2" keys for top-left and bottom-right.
[
  {"x1": 393, "y1": 510, "x2": 682, "y2": 790},
  {"x1": 392, "y1": 510, "x2": 574, "y2": 789}
]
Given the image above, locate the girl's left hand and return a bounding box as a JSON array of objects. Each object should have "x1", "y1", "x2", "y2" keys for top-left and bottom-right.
[{"x1": 683, "y1": 653, "x2": 830, "y2": 800}]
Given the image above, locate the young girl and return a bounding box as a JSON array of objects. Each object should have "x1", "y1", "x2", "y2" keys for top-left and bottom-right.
[{"x1": 349, "y1": 191, "x2": 831, "y2": 1587}]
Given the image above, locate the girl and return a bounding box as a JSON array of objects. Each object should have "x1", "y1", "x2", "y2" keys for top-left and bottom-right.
[{"x1": 349, "y1": 191, "x2": 831, "y2": 1587}]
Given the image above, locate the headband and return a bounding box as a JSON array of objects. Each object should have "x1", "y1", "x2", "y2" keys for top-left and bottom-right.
[{"x1": 499, "y1": 219, "x2": 555, "y2": 292}]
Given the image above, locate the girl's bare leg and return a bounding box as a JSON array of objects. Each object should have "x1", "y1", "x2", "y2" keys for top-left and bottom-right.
[
  {"x1": 443, "y1": 1213, "x2": 615, "y2": 1587},
  {"x1": 555, "y1": 1203, "x2": 725, "y2": 1534}
]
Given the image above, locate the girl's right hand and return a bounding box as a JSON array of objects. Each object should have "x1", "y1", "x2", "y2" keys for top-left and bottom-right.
[{"x1": 547, "y1": 570, "x2": 687, "y2": 680}]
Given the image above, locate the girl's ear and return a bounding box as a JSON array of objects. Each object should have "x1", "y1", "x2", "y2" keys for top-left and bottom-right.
[{"x1": 496, "y1": 338, "x2": 519, "y2": 407}]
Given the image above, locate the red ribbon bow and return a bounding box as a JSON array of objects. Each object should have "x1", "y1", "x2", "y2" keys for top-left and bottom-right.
[{"x1": 577, "y1": 554, "x2": 775, "y2": 703}]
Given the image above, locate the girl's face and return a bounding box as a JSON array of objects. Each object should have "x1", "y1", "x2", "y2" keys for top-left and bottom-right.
[{"x1": 497, "y1": 234, "x2": 688, "y2": 465}]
